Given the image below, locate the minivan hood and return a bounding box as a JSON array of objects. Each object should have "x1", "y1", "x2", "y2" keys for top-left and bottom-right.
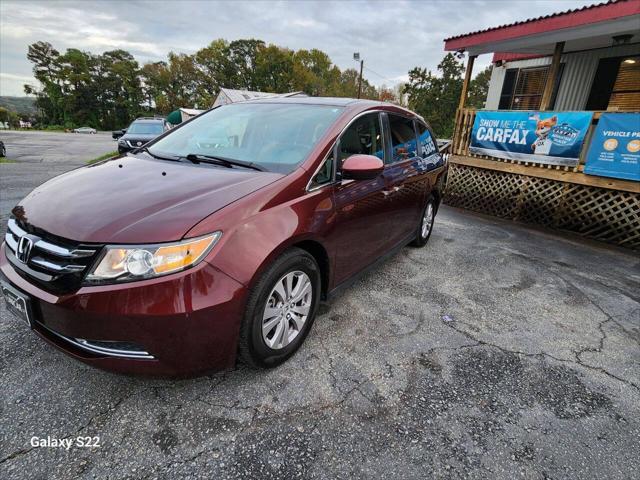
[{"x1": 14, "y1": 154, "x2": 283, "y2": 244}]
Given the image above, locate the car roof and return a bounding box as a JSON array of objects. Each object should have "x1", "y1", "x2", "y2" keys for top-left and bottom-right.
[
  {"x1": 131, "y1": 118, "x2": 165, "y2": 123},
  {"x1": 241, "y1": 96, "x2": 381, "y2": 107},
  {"x1": 236, "y1": 96, "x2": 421, "y2": 119}
]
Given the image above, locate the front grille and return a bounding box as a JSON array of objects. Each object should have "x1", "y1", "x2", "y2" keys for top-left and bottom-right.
[
  {"x1": 126, "y1": 139, "x2": 147, "y2": 148},
  {"x1": 4, "y1": 218, "x2": 101, "y2": 293}
]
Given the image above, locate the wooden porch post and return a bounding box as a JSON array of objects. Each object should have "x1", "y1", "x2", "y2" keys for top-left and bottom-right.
[
  {"x1": 540, "y1": 41, "x2": 564, "y2": 110},
  {"x1": 458, "y1": 54, "x2": 477, "y2": 110}
]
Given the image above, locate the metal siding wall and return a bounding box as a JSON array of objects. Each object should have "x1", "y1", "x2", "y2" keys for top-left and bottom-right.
[
  {"x1": 483, "y1": 44, "x2": 640, "y2": 111},
  {"x1": 485, "y1": 67, "x2": 504, "y2": 109},
  {"x1": 556, "y1": 44, "x2": 640, "y2": 110}
]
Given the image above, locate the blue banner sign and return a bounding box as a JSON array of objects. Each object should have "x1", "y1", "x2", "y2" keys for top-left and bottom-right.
[
  {"x1": 470, "y1": 111, "x2": 593, "y2": 167},
  {"x1": 584, "y1": 113, "x2": 640, "y2": 182}
]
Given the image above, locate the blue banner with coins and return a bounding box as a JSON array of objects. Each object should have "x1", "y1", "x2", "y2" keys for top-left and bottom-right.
[{"x1": 584, "y1": 113, "x2": 640, "y2": 182}]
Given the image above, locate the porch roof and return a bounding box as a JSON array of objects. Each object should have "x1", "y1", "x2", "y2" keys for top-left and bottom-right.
[{"x1": 444, "y1": 0, "x2": 640, "y2": 56}]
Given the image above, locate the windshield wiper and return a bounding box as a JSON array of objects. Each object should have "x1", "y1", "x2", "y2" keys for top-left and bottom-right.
[
  {"x1": 184, "y1": 153, "x2": 265, "y2": 172},
  {"x1": 137, "y1": 146, "x2": 181, "y2": 162}
]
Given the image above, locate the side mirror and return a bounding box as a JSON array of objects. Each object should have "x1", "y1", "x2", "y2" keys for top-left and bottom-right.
[
  {"x1": 122, "y1": 129, "x2": 127, "y2": 134},
  {"x1": 342, "y1": 154, "x2": 384, "y2": 181}
]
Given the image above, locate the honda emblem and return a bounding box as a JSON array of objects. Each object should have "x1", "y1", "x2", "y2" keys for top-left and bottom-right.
[{"x1": 16, "y1": 235, "x2": 34, "y2": 264}]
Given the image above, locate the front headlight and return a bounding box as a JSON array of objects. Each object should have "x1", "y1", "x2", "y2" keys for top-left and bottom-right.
[
  {"x1": 84, "y1": 232, "x2": 221, "y2": 284},
  {"x1": 118, "y1": 138, "x2": 126, "y2": 145}
]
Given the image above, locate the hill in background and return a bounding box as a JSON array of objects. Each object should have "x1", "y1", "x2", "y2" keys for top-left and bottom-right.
[{"x1": 0, "y1": 96, "x2": 37, "y2": 115}]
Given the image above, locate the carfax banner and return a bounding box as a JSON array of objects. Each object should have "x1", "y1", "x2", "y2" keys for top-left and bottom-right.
[
  {"x1": 584, "y1": 113, "x2": 640, "y2": 182},
  {"x1": 469, "y1": 111, "x2": 593, "y2": 167}
]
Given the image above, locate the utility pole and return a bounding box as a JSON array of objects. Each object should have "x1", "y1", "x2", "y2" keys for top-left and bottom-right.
[
  {"x1": 358, "y1": 59, "x2": 364, "y2": 99},
  {"x1": 354, "y1": 52, "x2": 363, "y2": 99}
]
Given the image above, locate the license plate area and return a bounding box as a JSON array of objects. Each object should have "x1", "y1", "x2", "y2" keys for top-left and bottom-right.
[{"x1": 1, "y1": 280, "x2": 33, "y2": 328}]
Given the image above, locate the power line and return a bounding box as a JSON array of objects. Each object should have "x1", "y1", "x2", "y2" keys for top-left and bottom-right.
[{"x1": 363, "y1": 66, "x2": 399, "y2": 85}]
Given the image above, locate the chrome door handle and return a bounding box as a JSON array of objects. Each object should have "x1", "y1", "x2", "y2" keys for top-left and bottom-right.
[{"x1": 382, "y1": 185, "x2": 403, "y2": 197}]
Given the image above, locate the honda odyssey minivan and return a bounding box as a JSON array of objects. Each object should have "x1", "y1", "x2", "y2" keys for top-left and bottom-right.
[{"x1": 1, "y1": 97, "x2": 447, "y2": 376}]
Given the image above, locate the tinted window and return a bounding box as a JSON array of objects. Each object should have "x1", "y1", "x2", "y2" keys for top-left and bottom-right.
[
  {"x1": 416, "y1": 122, "x2": 437, "y2": 159},
  {"x1": 128, "y1": 122, "x2": 164, "y2": 134},
  {"x1": 149, "y1": 103, "x2": 343, "y2": 174},
  {"x1": 388, "y1": 114, "x2": 417, "y2": 163},
  {"x1": 338, "y1": 113, "x2": 383, "y2": 165}
]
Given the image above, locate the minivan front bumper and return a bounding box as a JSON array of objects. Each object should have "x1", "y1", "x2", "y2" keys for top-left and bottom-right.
[{"x1": 0, "y1": 243, "x2": 247, "y2": 376}]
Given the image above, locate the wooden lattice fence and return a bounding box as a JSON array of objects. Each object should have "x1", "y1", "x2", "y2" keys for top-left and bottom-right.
[{"x1": 444, "y1": 162, "x2": 640, "y2": 250}]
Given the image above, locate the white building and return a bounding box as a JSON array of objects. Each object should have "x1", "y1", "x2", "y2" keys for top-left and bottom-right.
[{"x1": 212, "y1": 88, "x2": 306, "y2": 107}]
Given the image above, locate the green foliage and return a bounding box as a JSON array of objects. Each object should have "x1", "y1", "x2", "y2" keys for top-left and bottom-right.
[
  {"x1": 404, "y1": 54, "x2": 491, "y2": 138},
  {"x1": 0, "y1": 107, "x2": 21, "y2": 127},
  {"x1": 467, "y1": 66, "x2": 492, "y2": 109},
  {"x1": 404, "y1": 53, "x2": 464, "y2": 139},
  {"x1": 25, "y1": 41, "x2": 143, "y2": 130},
  {"x1": 87, "y1": 150, "x2": 119, "y2": 164},
  {"x1": 25, "y1": 39, "x2": 396, "y2": 129}
]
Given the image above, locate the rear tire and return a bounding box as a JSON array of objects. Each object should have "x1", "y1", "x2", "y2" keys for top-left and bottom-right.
[
  {"x1": 238, "y1": 248, "x2": 321, "y2": 368},
  {"x1": 410, "y1": 198, "x2": 436, "y2": 247}
]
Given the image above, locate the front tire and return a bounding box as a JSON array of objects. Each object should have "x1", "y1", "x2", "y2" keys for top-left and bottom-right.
[
  {"x1": 410, "y1": 198, "x2": 436, "y2": 247},
  {"x1": 238, "y1": 248, "x2": 321, "y2": 368}
]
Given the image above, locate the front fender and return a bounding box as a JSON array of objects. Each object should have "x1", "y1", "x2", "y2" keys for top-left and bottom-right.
[{"x1": 190, "y1": 180, "x2": 336, "y2": 291}]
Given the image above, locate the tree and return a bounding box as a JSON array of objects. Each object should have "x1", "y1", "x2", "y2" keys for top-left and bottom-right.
[
  {"x1": 254, "y1": 44, "x2": 294, "y2": 92},
  {"x1": 404, "y1": 53, "x2": 464, "y2": 138},
  {"x1": 25, "y1": 38, "x2": 404, "y2": 127},
  {"x1": 467, "y1": 65, "x2": 492, "y2": 109},
  {"x1": 98, "y1": 50, "x2": 143, "y2": 128},
  {"x1": 227, "y1": 39, "x2": 265, "y2": 90},
  {"x1": 25, "y1": 41, "x2": 65, "y2": 125},
  {"x1": 378, "y1": 85, "x2": 397, "y2": 103},
  {"x1": 141, "y1": 61, "x2": 172, "y2": 113},
  {"x1": 194, "y1": 39, "x2": 234, "y2": 103},
  {"x1": 0, "y1": 107, "x2": 20, "y2": 127}
]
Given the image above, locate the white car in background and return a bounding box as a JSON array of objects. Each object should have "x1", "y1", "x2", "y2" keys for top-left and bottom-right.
[{"x1": 73, "y1": 127, "x2": 97, "y2": 134}]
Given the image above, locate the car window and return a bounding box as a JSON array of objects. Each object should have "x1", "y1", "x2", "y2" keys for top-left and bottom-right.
[
  {"x1": 338, "y1": 113, "x2": 383, "y2": 166},
  {"x1": 149, "y1": 103, "x2": 343, "y2": 174},
  {"x1": 388, "y1": 114, "x2": 417, "y2": 163},
  {"x1": 128, "y1": 122, "x2": 164, "y2": 135},
  {"x1": 416, "y1": 121, "x2": 438, "y2": 159},
  {"x1": 309, "y1": 149, "x2": 334, "y2": 189}
]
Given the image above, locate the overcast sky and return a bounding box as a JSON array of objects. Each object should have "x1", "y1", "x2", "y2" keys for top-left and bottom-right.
[{"x1": 0, "y1": 0, "x2": 598, "y2": 97}]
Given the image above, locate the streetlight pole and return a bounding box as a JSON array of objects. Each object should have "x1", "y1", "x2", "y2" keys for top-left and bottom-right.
[{"x1": 354, "y1": 53, "x2": 363, "y2": 99}]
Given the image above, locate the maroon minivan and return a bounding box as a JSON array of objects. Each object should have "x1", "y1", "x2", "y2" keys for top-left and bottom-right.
[{"x1": 1, "y1": 98, "x2": 447, "y2": 376}]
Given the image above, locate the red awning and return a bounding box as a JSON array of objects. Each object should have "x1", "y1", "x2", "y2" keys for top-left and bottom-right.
[{"x1": 444, "y1": 0, "x2": 640, "y2": 55}]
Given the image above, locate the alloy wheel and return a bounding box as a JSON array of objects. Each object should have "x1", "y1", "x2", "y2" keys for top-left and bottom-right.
[
  {"x1": 421, "y1": 203, "x2": 434, "y2": 238},
  {"x1": 262, "y1": 270, "x2": 313, "y2": 350}
]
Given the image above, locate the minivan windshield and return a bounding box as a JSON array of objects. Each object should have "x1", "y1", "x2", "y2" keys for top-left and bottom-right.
[
  {"x1": 148, "y1": 103, "x2": 343, "y2": 174},
  {"x1": 128, "y1": 122, "x2": 164, "y2": 134}
]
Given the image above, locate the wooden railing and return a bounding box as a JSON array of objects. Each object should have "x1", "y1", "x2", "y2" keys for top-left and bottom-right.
[{"x1": 446, "y1": 108, "x2": 639, "y2": 249}]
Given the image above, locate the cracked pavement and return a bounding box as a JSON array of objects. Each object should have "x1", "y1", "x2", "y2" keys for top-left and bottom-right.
[{"x1": 1, "y1": 131, "x2": 639, "y2": 479}]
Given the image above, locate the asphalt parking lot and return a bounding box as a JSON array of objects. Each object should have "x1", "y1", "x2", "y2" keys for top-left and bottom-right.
[{"x1": 0, "y1": 131, "x2": 639, "y2": 479}]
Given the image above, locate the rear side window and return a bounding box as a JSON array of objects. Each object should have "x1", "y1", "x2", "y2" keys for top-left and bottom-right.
[
  {"x1": 388, "y1": 114, "x2": 417, "y2": 163},
  {"x1": 416, "y1": 121, "x2": 438, "y2": 159},
  {"x1": 338, "y1": 113, "x2": 384, "y2": 165}
]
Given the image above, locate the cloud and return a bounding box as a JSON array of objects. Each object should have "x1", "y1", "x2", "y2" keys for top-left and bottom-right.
[{"x1": 0, "y1": 0, "x2": 599, "y2": 96}]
